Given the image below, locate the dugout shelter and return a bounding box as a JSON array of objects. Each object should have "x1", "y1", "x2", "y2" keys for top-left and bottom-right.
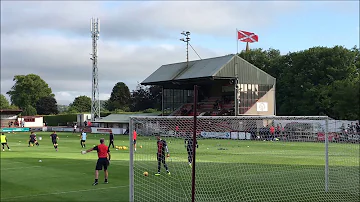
[{"x1": 141, "y1": 54, "x2": 276, "y2": 116}]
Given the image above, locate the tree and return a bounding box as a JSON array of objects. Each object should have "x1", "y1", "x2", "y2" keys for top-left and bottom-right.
[
  {"x1": 106, "y1": 82, "x2": 131, "y2": 111},
  {"x1": 130, "y1": 84, "x2": 162, "y2": 112},
  {"x1": 68, "y1": 95, "x2": 91, "y2": 113},
  {"x1": 8, "y1": 105, "x2": 20, "y2": 110},
  {"x1": 57, "y1": 105, "x2": 69, "y2": 113},
  {"x1": 148, "y1": 85, "x2": 162, "y2": 110},
  {"x1": 275, "y1": 46, "x2": 359, "y2": 118},
  {"x1": 0, "y1": 94, "x2": 10, "y2": 109},
  {"x1": 36, "y1": 96, "x2": 59, "y2": 115},
  {"x1": 22, "y1": 105, "x2": 37, "y2": 116},
  {"x1": 130, "y1": 84, "x2": 152, "y2": 112},
  {"x1": 238, "y1": 48, "x2": 282, "y2": 78},
  {"x1": 7, "y1": 74, "x2": 54, "y2": 109},
  {"x1": 239, "y1": 46, "x2": 359, "y2": 119}
]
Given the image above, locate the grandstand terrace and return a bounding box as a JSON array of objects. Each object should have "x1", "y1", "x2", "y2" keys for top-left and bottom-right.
[
  {"x1": 141, "y1": 54, "x2": 276, "y2": 116},
  {"x1": 0, "y1": 109, "x2": 23, "y2": 128}
]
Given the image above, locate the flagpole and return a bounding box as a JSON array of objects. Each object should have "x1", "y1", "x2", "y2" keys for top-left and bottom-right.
[{"x1": 236, "y1": 28, "x2": 238, "y2": 54}]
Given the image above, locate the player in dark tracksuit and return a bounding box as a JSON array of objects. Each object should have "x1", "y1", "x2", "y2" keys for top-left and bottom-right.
[
  {"x1": 155, "y1": 135, "x2": 170, "y2": 176},
  {"x1": 185, "y1": 136, "x2": 198, "y2": 167},
  {"x1": 28, "y1": 132, "x2": 39, "y2": 147},
  {"x1": 50, "y1": 132, "x2": 59, "y2": 151},
  {"x1": 108, "y1": 133, "x2": 114, "y2": 148}
]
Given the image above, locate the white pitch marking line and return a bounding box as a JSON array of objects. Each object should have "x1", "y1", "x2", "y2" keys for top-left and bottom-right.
[
  {"x1": 1, "y1": 185, "x2": 129, "y2": 200},
  {"x1": 1, "y1": 166, "x2": 42, "y2": 170}
]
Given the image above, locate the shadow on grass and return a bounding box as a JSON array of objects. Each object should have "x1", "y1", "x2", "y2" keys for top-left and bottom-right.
[{"x1": 134, "y1": 161, "x2": 360, "y2": 202}]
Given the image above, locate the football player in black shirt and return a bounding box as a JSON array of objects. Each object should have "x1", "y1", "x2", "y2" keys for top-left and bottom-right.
[
  {"x1": 28, "y1": 132, "x2": 39, "y2": 147},
  {"x1": 155, "y1": 135, "x2": 170, "y2": 176},
  {"x1": 184, "y1": 134, "x2": 198, "y2": 167},
  {"x1": 50, "y1": 131, "x2": 59, "y2": 151}
]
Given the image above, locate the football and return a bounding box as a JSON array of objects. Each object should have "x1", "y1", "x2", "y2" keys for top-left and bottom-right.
[{"x1": 143, "y1": 171, "x2": 148, "y2": 176}]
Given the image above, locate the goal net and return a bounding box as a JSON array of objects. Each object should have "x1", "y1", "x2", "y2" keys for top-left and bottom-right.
[{"x1": 129, "y1": 116, "x2": 359, "y2": 202}]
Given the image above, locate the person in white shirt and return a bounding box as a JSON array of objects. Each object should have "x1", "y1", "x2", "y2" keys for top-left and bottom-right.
[
  {"x1": 73, "y1": 124, "x2": 77, "y2": 133},
  {"x1": 80, "y1": 131, "x2": 87, "y2": 148}
]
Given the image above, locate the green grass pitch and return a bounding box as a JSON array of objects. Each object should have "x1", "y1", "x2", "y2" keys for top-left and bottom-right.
[
  {"x1": 133, "y1": 136, "x2": 359, "y2": 202},
  {"x1": 1, "y1": 132, "x2": 359, "y2": 202},
  {"x1": 1, "y1": 132, "x2": 129, "y2": 201}
]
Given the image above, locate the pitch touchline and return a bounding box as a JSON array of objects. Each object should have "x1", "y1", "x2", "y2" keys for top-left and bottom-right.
[{"x1": 1, "y1": 185, "x2": 129, "y2": 200}]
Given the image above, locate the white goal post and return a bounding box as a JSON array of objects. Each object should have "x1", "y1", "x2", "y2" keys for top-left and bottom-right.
[{"x1": 129, "y1": 116, "x2": 359, "y2": 202}]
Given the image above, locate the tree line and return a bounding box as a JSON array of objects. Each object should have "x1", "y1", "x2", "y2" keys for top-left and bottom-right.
[
  {"x1": 238, "y1": 46, "x2": 359, "y2": 120},
  {"x1": 1, "y1": 45, "x2": 358, "y2": 119},
  {"x1": 0, "y1": 74, "x2": 161, "y2": 116}
]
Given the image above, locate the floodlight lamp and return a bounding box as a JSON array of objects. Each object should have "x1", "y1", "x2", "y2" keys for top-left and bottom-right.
[
  {"x1": 180, "y1": 38, "x2": 185, "y2": 41},
  {"x1": 181, "y1": 31, "x2": 186, "y2": 36},
  {"x1": 186, "y1": 31, "x2": 190, "y2": 35}
]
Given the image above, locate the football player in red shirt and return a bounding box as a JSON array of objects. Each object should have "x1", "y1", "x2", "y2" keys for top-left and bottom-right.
[{"x1": 82, "y1": 138, "x2": 111, "y2": 185}]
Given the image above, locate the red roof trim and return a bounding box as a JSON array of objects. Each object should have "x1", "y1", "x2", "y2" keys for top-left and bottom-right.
[{"x1": 20, "y1": 116, "x2": 43, "y2": 118}]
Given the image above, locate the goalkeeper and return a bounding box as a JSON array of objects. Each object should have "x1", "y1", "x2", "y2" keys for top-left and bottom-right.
[
  {"x1": 185, "y1": 134, "x2": 198, "y2": 167},
  {"x1": 155, "y1": 135, "x2": 170, "y2": 176}
]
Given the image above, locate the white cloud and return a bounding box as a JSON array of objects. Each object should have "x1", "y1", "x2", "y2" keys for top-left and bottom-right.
[
  {"x1": 1, "y1": 1, "x2": 300, "y2": 40},
  {"x1": 0, "y1": 1, "x2": 304, "y2": 105},
  {"x1": 1, "y1": 33, "x2": 225, "y2": 105}
]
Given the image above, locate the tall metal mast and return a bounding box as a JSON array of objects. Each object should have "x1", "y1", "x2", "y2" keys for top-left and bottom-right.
[
  {"x1": 180, "y1": 31, "x2": 191, "y2": 69},
  {"x1": 90, "y1": 18, "x2": 101, "y2": 121}
]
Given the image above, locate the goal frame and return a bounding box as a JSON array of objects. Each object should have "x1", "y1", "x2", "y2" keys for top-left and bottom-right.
[{"x1": 129, "y1": 115, "x2": 330, "y2": 202}]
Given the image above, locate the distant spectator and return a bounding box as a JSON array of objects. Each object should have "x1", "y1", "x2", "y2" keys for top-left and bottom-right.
[
  {"x1": 270, "y1": 125, "x2": 275, "y2": 140},
  {"x1": 175, "y1": 126, "x2": 179, "y2": 137},
  {"x1": 124, "y1": 127, "x2": 129, "y2": 135},
  {"x1": 356, "y1": 123, "x2": 360, "y2": 134},
  {"x1": 347, "y1": 124, "x2": 352, "y2": 134}
]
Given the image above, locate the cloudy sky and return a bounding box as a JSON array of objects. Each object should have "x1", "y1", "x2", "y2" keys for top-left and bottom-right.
[{"x1": 1, "y1": 1, "x2": 359, "y2": 105}]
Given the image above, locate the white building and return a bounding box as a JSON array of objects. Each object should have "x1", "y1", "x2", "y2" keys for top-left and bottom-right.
[
  {"x1": 18, "y1": 116, "x2": 44, "y2": 127},
  {"x1": 91, "y1": 113, "x2": 160, "y2": 135},
  {"x1": 77, "y1": 113, "x2": 92, "y2": 126}
]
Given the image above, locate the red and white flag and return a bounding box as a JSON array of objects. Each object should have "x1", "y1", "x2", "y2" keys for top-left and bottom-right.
[{"x1": 237, "y1": 30, "x2": 258, "y2": 43}]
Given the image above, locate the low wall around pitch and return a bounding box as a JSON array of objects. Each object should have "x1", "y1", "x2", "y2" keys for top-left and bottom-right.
[
  {"x1": 0, "y1": 127, "x2": 30, "y2": 132},
  {"x1": 91, "y1": 127, "x2": 125, "y2": 135}
]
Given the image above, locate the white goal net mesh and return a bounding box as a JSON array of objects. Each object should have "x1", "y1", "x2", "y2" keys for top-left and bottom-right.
[{"x1": 129, "y1": 116, "x2": 359, "y2": 202}]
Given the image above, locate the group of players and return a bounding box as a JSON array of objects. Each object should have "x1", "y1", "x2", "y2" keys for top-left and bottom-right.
[
  {"x1": 1, "y1": 129, "x2": 197, "y2": 185},
  {"x1": 154, "y1": 132, "x2": 198, "y2": 176},
  {"x1": 1, "y1": 130, "x2": 90, "y2": 152}
]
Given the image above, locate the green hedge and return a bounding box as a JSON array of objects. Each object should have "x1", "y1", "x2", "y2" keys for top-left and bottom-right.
[
  {"x1": 43, "y1": 114, "x2": 77, "y2": 126},
  {"x1": 100, "y1": 112, "x2": 111, "y2": 117},
  {"x1": 42, "y1": 112, "x2": 159, "y2": 126}
]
